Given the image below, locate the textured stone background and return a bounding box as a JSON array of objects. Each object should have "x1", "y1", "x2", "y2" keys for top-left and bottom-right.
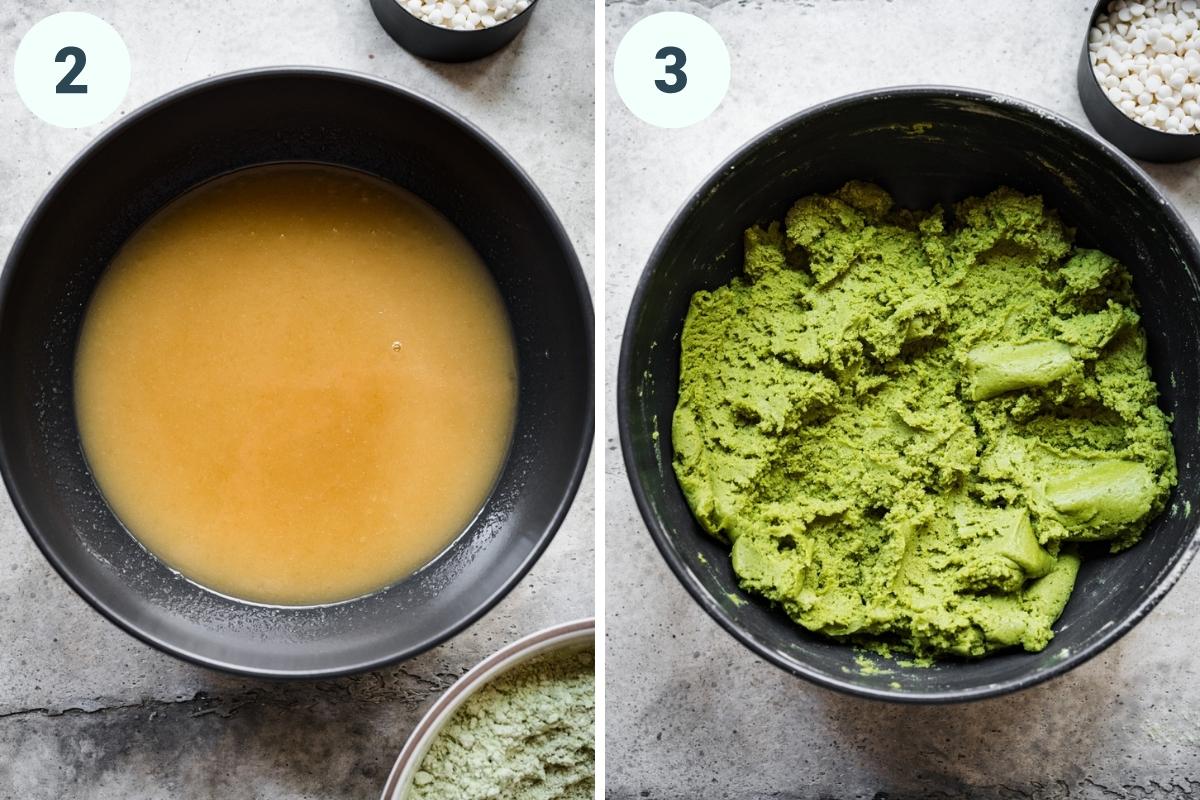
[
  {"x1": 0, "y1": 2, "x2": 593, "y2": 798},
  {"x1": 605, "y1": 1, "x2": 1200, "y2": 798}
]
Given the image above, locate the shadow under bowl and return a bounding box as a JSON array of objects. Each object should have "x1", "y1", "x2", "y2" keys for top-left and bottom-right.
[
  {"x1": 0, "y1": 67, "x2": 593, "y2": 679},
  {"x1": 618, "y1": 85, "x2": 1200, "y2": 703}
]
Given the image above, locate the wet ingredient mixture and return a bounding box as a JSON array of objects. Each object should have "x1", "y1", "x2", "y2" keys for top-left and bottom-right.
[
  {"x1": 672, "y1": 181, "x2": 1176, "y2": 658},
  {"x1": 75, "y1": 165, "x2": 517, "y2": 605}
]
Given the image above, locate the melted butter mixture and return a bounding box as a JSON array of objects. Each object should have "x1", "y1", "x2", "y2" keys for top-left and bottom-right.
[{"x1": 75, "y1": 165, "x2": 517, "y2": 605}]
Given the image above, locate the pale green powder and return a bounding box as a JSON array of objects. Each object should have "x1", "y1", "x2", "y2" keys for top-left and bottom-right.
[{"x1": 408, "y1": 648, "x2": 595, "y2": 800}]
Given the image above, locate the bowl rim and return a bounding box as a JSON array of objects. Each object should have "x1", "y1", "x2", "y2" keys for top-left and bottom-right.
[
  {"x1": 617, "y1": 83, "x2": 1200, "y2": 704},
  {"x1": 0, "y1": 65, "x2": 594, "y2": 679},
  {"x1": 378, "y1": 617, "x2": 595, "y2": 800}
]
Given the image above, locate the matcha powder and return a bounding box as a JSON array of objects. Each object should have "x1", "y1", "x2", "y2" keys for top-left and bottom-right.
[
  {"x1": 672, "y1": 181, "x2": 1177, "y2": 659},
  {"x1": 408, "y1": 647, "x2": 594, "y2": 800}
]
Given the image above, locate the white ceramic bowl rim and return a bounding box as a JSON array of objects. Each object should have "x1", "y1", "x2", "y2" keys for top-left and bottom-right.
[{"x1": 379, "y1": 616, "x2": 595, "y2": 800}]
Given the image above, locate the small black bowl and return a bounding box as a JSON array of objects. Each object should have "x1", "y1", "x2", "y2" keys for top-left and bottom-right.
[
  {"x1": 370, "y1": 0, "x2": 537, "y2": 63},
  {"x1": 1078, "y1": 0, "x2": 1200, "y2": 162},
  {"x1": 619, "y1": 86, "x2": 1200, "y2": 703},
  {"x1": 0, "y1": 68, "x2": 593, "y2": 678}
]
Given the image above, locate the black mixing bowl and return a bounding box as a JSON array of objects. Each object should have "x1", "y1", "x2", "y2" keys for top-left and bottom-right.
[
  {"x1": 0, "y1": 68, "x2": 592, "y2": 678},
  {"x1": 618, "y1": 86, "x2": 1200, "y2": 702},
  {"x1": 370, "y1": 0, "x2": 539, "y2": 62},
  {"x1": 1076, "y1": 0, "x2": 1200, "y2": 163}
]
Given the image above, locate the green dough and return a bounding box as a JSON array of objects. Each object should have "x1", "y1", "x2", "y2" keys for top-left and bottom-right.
[{"x1": 672, "y1": 181, "x2": 1177, "y2": 659}]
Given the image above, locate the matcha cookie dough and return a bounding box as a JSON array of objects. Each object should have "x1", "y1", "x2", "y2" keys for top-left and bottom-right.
[{"x1": 672, "y1": 181, "x2": 1177, "y2": 659}]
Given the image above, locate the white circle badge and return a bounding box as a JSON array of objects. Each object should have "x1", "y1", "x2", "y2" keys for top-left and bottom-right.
[
  {"x1": 14, "y1": 12, "x2": 131, "y2": 129},
  {"x1": 613, "y1": 11, "x2": 731, "y2": 129}
]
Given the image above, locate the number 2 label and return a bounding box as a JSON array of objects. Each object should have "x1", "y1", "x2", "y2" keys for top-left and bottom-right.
[
  {"x1": 55, "y1": 46, "x2": 88, "y2": 94},
  {"x1": 14, "y1": 12, "x2": 129, "y2": 127}
]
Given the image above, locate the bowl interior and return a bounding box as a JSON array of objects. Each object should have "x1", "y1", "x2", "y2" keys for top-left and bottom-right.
[
  {"x1": 619, "y1": 88, "x2": 1200, "y2": 701},
  {"x1": 0, "y1": 69, "x2": 592, "y2": 677}
]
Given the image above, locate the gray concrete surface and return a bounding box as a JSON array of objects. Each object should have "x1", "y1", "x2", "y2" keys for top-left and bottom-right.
[
  {"x1": 0, "y1": 2, "x2": 593, "y2": 798},
  {"x1": 605, "y1": 1, "x2": 1200, "y2": 798}
]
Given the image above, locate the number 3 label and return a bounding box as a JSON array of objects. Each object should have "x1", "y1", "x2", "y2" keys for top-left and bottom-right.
[
  {"x1": 15, "y1": 12, "x2": 129, "y2": 128},
  {"x1": 614, "y1": 12, "x2": 731, "y2": 129},
  {"x1": 655, "y1": 46, "x2": 687, "y2": 94}
]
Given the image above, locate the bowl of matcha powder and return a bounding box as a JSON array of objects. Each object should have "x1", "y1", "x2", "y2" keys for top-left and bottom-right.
[
  {"x1": 380, "y1": 618, "x2": 594, "y2": 799},
  {"x1": 618, "y1": 86, "x2": 1200, "y2": 702}
]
